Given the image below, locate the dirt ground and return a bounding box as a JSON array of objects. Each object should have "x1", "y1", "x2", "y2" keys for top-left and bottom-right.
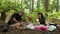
[
  {"x1": 0, "y1": 28, "x2": 60, "y2": 34},
  {"x1": 0, "y1": 21, "x2": 60, "y2": 34}
]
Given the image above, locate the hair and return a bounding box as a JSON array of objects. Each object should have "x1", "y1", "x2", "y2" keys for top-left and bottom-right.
[{"x1": 38, "y1": 13, "x2": 44, "y2": 18}]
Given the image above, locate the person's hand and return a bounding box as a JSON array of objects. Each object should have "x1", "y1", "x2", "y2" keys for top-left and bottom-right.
[
  {"x1": 15, "y1": 23, "x2": 23, "y2": 29},
  {"x1": 16, "y1": 25, "x2": 20, "y2": 29}
]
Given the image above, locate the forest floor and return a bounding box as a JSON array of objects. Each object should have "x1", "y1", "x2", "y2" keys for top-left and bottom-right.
[{"x1": 0, "y1": 20, "x2": 60, "y2": 34}]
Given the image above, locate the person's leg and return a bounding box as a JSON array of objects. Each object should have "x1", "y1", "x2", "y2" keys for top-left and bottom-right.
[
  {"x1": 1, "y1": 14, "x2": 12, "y2": 32},
  {"x1": 5, "y1": 14, "x2": 12, "y2": 23},
  {"x1": 9, "y1": 22, "x2": 23, "y2": 29},
  {"x1": 10, "y1": 23, "x2": 21, "y2": 27}
]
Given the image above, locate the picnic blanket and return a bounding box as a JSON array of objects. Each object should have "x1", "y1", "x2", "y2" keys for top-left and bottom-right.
[{"x1": 26, "y1": 24, "x2": 56, "y2": 31}]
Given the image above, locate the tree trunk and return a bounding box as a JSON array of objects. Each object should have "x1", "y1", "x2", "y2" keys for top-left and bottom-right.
[
  {"x1": 37, "y1": 0, "x2": 40, "y2": 8},
  {"x1": 44, "y1": 0, "x2": 49, "y2": 12},
  {"x1": 44, "y1": 0, "x2": 49, "y2": 19},
  {"x1": 56, "y1": 0, "x2": 59, "y2": 12},
  {"x1": 32, "y1": 0, "x2": 34, "y2": 12},
  {"x1": 37, "y1": 0, "x2": 40, "y2": 12},
  {"x1": 30, "y1": 0, "x2": 34, "y2": 12}
]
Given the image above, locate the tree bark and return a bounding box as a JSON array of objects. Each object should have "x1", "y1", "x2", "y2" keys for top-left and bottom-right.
[
  {"x1": 44, "y1": 0, "x2": 49, "y2": 12},
  {"x1": 32, "y1": 0, "x2": 34, "y2": 12},
  {"x1": 37, "y1": 0, "x2": 40, "y2": 8},
  {"x1": 56, "y1": 0, "x2": 59, "y2": 12},
  {"x1": 30, "y1": 0, "x2": 34, "y2": 12}
]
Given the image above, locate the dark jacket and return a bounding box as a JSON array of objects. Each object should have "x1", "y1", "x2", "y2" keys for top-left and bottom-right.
[{"x1": 39, "y1": 17, "x2": 46, "y2": 25}]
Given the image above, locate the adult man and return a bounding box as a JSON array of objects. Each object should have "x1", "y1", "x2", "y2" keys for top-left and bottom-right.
[
  {"x1": 8, "y1": 12, "x2": 24, "y2": 25},
  {"x1": 1, "y1": 12, "x2": 25, "y2": 32}
]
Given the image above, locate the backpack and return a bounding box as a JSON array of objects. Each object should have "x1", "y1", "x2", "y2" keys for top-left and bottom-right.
[{"x1": 1, "y1": 23, "x2": 9, "y2": 32}]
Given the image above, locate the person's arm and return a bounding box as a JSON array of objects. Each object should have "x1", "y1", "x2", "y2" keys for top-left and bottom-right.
[{"x1": 13, "y1": 18, "x2": 19, "y2": 23}]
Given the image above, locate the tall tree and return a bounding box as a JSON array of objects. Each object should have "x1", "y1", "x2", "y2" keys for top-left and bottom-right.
[
  {"x1": 37, "y1": 0, "x2": 40, "y2": 11},
  {"x1": 56, "y1": 0, "x2": 59, "y2": 12},
  {"x1": 32, "y1": 0, "x2": 34, "y2": 12},
  {"x1": 0, "y1": 0, "x2": 21, "y2": 20},
  {"x1": 24, "y1": 0, "x2": 31, "y2": 11},
  {"x1": 49, "y1": 0, "x2": 56, "y2": 12},
  {"x1": 30, "y1": 0, "x2": 34, "y2": 12},
  {"x1": 44, "y1": 0, "x2": 49, "y2": 12}
]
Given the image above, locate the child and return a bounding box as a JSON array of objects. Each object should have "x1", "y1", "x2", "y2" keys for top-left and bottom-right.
[
  {"x1": 26, "y1": 16, "x2": 34, "y2": 29},
  {"x1": 28, "y1": 16, "x2": 33, "y2": 23}
]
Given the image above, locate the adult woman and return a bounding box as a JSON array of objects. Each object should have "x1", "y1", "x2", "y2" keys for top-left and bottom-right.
[{"x1": 38, "y1": 13, "x2": 46, "y2": 25}]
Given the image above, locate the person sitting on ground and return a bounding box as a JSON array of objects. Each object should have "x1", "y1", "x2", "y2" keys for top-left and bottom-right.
[
  {"x1": 1, "y1": 12, "x2": 25, "y2": 32},
  {"x1": 25, "y1": 16, "x2": 34, "y2": 29},
  {"x1": 28, "y1": 16, "x2": 33, "y2": 23},
  {"x1": 38, "y1": 13, "x2": 46, "y2": 25}
]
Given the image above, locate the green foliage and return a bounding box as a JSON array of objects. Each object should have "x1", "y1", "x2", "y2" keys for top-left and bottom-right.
[
  {"x1": 0, "y1": 0, "x2": 21, "y2": 12},
  {"x1": 0, "y1": 0, "x2": 60, "y2": 22},
  {"x1": 6, "y1": 10, "x2": 15, "y2": 15},
  {"x1": 23, "y1": 11, "x2": 37, "y2": 22},
  {"x1": 48, "y1": 11, "x2": 60, "y2": 20}
]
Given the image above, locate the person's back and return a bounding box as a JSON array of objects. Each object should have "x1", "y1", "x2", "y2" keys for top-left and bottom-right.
[
  {"x1": 5, "y1": 12, "x2": 18, "y2": 23},
  {"x1": 7, "y1": 13, "x2": 22, "y2": 25}
]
